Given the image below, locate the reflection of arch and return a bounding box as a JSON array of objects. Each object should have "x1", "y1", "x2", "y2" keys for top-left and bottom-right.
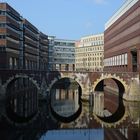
[
  {"x1": 93, "y1": 99, "x2": 128, "y2": 127},
  {"x1": 49, "y1": 77, "x2": 82, "y2": 122},
  {"x1": 50, "y1": 102, "x2": 82, "y2": 123},
  {"x1": 93, "y1": 74, "x2": 128, "y2": 127},
  {"x1": 4, "y1": 75, "x2": 40, "y2": 123},
  {"x1": 93, "y1": 74, "x2": 128, "y2": 97}
]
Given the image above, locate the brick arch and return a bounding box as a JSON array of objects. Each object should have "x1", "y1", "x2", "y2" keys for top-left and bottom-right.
[
  {"x1": 61, "y1": 77, "x2": 84, "y2": 94},
  {"x1": 93, "y1": 74, "x2": 128, "y2": 96},
  {"x1": 3, "y1": 74, "x2": 40, "y2": 93},
  {"x1": 48, "y1": 76, "x2": 83, "y2": 94},
  {"x1": 48, "y1": 73, "x2": 85, "y2": 96}
]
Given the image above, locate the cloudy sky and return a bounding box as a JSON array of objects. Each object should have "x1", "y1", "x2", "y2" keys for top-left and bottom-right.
[{"x1": 3, "y1": 0, "x2": 126, "y2": 40}]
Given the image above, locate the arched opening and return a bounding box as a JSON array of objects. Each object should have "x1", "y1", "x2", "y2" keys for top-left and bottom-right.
[
  {"x1": 5, "y1": 77, "x2": 38, "y2": 123},
  {"x1": 93, "y1": 78, "x2": 125, "y2": 123},
  {"x1": 94, "y1": 78, "x2": 125, "y2": 97},
  {"x1": 50, "y1": 77, "x2": 82, "y2": 122}
]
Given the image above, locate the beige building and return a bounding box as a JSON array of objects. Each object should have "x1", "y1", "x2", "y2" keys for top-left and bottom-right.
[{"x1": 75, "y1": 34, "x2": 104, "y2": 71}]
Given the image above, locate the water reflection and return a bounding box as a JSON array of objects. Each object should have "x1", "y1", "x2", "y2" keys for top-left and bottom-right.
[
  {"x1": 0, "y1": 81, "x2": 140, "y2": 140},
  {"x1": 124, "y1": 101, "x2": 140, "y2": 126},
  {"x1": 51, "y1": 89, "x2": 79, "y2": 117},
  {"x1": 50, "y1": 78, "x2": 82, "y2": 122},
  {"x1": 49, "y1": 80, "x2": 140, "y2": 129},
  {"x1": 93, "y1": 92, "x2": 104, "y2": 117}
]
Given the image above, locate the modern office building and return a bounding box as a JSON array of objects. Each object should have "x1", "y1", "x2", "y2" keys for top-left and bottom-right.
[
  {"x1": 0, "y1": 3, "x2": 49, "y2": 119},
  {"x1": 0, "y1": 3, "x2": 22, "y2": 69},
  {"x1": 104, "y1": 0, "x2": 140, "y2": 73},
  {"x1": 0, "y1": 3, "x2": 49, "y2": 71},
  {"x1": 75, "y1": 34, "x2": 104, "y2": 71},
  {"x1": 53, "y1": 39, "x2": 75, "y2": 71}
]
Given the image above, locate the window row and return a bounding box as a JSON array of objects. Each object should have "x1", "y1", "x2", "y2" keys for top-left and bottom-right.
[
  {"x1": 104, "y1": 53, "x2": 128, "y2": 66},
  {"x1": 54, "y1": 53, "x2": 75, "y2": 57},
  {"x1": 76, "y1": 46, "x2": 103, "y2": 52},
  {"x1": 76, "y1": 62, "x2": 103, "y2": 66},
  {"x1": 54, "y1": 42, "x2": 75, "y2": 47},
  {"x1": 9, "y1": 57, "x2": 47, "y2": 70},
  {"x1": 76, "y1": 57, "x2": 103, "y2": 61},
  {"x1": 82, "y1": 36, "x2": 104, "y2": 42},
  {"x1": 54, "y1": 47, "x2": 75, "y2": 52},
  {"x1": 76, "y1": 53, "x2": 103, "y2": 57}
]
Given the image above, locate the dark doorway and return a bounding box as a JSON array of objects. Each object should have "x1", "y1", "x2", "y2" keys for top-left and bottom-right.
[{"x1": 131, "y1": 50, "x2": 137, "y2": 72}]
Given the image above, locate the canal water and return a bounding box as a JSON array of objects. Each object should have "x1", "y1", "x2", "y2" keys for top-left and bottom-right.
[{"x1": 0, "y1": 79, "x2": 140, "y2": 140}]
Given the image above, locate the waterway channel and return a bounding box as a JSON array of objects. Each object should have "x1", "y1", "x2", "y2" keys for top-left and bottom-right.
[{"x1": 0, "y1": 80, "x2": 140, "y2": 140}]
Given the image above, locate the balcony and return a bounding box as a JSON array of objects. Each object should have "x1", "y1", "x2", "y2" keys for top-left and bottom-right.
[
  {"x1": 25, "y1": 47, "x2": 38, "y2": 56},
  {"x1": 6, "y1": 39, "x2": 19, "y2": 50},
  {"x1": 24, "y1": 29, "x2": 38, "y2": 41},
  {"x1": 24, "y1": 36, "x2": 38, "y2": 47}
]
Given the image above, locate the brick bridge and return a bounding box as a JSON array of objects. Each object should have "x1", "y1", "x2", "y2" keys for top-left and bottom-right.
[
  {"x1": 1, "y1": 70, "x2": 139, "y2": 99},
  {"x1": 47, "y1": 71, "x2": 140, "y2": 101},
  {"x1": 0, "y1": 69, "x2": 140, "y2": 125}
]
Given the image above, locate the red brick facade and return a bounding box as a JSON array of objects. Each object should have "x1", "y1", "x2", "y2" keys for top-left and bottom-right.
[{"x1": 104, "y1": 0, "x2": 140, "y2": 73}]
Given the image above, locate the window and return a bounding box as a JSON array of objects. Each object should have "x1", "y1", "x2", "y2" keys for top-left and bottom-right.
[
  {"x1": 25, "y1": 60, "x2": 28, "y2": 69},
  {"x1": 0, "y1": 47, "x2": 6, "y2": 52},
  {"x1": 9, "y1": 57, "x2": 13, "y2": 69},
  {"x1": 124, "y1": 53, "x2": 127, "y2": 65},
  {"x1": 112, "y1": 57, "x2": 114, "y2": 66},
  {"x1": 114, "y1": 56, "x2": 116, "y2": 66},
  {"x1": 122, "y1": 54, "x2": 125, "y2": 65},
  {"x1": 0, "y1": 23, "x2": 6, "y2": 28},
  {"x1": 14, "y1": 58, "x2": 17, "y2": 69},
  {"x1": 0, "y1": 35, "x2": 6, "y2": 39},
  {"x1": 55, "y1": 92, "x2": 60, "y2": 100},
  {"x1": 0, "y1": 11, "x2": 6, "y2": 15}
]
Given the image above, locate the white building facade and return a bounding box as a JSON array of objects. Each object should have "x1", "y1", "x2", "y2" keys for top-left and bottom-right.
[{"x1": 75, "y1": 34, "x2": 104, "y2": 72}]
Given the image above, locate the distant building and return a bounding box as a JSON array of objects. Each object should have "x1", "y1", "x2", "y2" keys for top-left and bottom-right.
[
  {"x1": 104, "y1": 0, "x2": 140, "y2": 73},
  {"x1": 53, "y1": 38, "x2": 75, "y2": 71},
  {"x1": 75, "y1": 34, "x2": 104, "y2": 71},
  {"x1": 48, "y1": 36, "x2": 55, "y2": 71}
]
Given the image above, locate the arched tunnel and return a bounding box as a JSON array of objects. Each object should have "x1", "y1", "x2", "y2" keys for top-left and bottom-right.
[
  {"x1": 94, "y1": 78, "x2": 126, "y2": 123},
  {"x1": 94, "y1": 78, "x2": 125, "y2": 98},
  {"x1": 49, "y1": 77, "x2": 82, "y2": 122}
]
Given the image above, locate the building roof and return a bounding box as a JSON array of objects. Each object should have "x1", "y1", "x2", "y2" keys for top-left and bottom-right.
[{"x1": 105, "y1": 0, "x2": 139, "y2": 30}]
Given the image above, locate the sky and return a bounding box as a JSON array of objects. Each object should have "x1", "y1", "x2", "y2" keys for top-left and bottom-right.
[{"x1": 2, "y1": 0, "x2": 126, "y2": 40}]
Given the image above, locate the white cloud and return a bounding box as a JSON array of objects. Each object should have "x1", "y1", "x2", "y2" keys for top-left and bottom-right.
[{"x1": 90, "y1": 0, "x2": 107, "y2": 5}]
